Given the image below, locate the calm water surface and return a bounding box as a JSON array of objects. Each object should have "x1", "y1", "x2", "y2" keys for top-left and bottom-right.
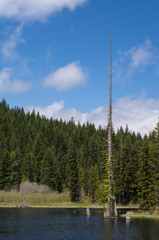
[{"x1": 0, "y1": 208, "x2": 159, "y2": 240}]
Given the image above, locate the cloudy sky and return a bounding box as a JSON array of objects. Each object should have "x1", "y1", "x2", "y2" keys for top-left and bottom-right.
[{"x1": 0, "y1": 0, "x2": 158, "y2": 135}]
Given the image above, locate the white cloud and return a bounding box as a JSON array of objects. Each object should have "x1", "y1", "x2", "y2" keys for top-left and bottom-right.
[
  {"x1": 44, "y1": 62, "x2": 87, "y2": 91},
  {"x1": 1, "y1": 24, "x2": 23, "y2": 60},
  {"x1": 27, "y1": 101, "x2": 65, "y2": 119},
  {"x1": 26, "y1": 96, "x2": 159, "y2": 135},
  {"x1": 113, "y1": 39, "x2": 155, "y2": 82},
  {"x1": 129, "y1": 39, "x2": 153, "y2": 67},
  {"x1": 0, "y1": 68, "x2": 30, "y2": 93},
  {"x1": 113, "y1": 97, "x2": 159, "y2": 135},
  {"x1": 0, "y1": 0, "x2": 87, "y2": 22}
]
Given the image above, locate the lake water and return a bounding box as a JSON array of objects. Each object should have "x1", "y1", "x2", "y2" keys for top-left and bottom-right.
[{"x1": 0, "y1": 208, "x2": 159, "y2": 240}]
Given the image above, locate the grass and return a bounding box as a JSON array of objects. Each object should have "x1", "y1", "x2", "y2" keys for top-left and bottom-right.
[
  {"x1": 0, "y1": 202, "x2": 103, "y2": 208},
  {"x1": 117, "y1": 203, "x2": 139, "y2": 209},
  {"x1": 0, "y1": 190, "x2": 104, "y2": 208},
  {"x1": 0, "y1": 190, "x2": 70, "y2": 205},
  {"x1": 120, "y1": 210, "x2": 159, "y2": 219},
  {"x1": 0, "y1": 190, "x2": 142, "y2": 209}
]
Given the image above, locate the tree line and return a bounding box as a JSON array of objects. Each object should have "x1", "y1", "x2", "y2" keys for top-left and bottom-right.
[{"x1": 0, "y1": 99, "x2": 158, "y2": 210}]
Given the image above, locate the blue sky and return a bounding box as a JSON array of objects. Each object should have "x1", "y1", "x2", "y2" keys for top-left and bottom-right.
[{"x1": 0, "y1": 0, "x2": 158, "y2": 135}]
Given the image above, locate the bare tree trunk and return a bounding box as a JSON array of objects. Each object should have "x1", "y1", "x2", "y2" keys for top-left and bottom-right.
[{"x1": 108, "y1": 29, "x2": 115, "y2": 218}]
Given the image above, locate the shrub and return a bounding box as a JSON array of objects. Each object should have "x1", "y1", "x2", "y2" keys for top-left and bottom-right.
[{"x1": 19, "y1": 181, "x2": 52, "y2": 194}]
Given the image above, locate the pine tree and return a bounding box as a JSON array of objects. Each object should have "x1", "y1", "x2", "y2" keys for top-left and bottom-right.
[
  {"x1": 149, "y1": 122, "x2": 159, "y2": 205},
  {"x1": 89, "y1": 165, "x2": 99, "y2": 202},
  {"x1": 32, "y1": 129, "x2": 44, "y2": 182},
  {"x1": 137, "y1": 135, "x2": 156, "y2": 211},
  {"x1": 23, "y1": 136, "x2": 35, "y2": 182},
  {"x1": 41, "y1": 148, "x2": 53, "y2": 188},
  {"x1": 53, "y1": 159, "x2": 63, "y2": 192},
  {"x1": 68, "y1": 141, "x2": 80, "y2": 202},
  {"x1": 10, "y1": 149, "x2": 21, "y2": 188},
  {"x1": 0, "y1": 149, "x2": 12, "y2": 190},
  {"x1": 117, "y1": 150, "x2": 127, "y2": 204},
  {"x1": 25, "y1": 152, "x2": 36, "y2": 182}
]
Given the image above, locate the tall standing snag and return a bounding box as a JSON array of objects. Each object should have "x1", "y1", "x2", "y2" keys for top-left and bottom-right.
[{"x1": 108, "y1": 29, "x2": 115, "y2": 218}]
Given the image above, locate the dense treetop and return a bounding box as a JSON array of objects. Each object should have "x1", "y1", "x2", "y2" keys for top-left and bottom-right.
[{"x1": 0, "y1": 100, "x2": 158, "y2": 209}]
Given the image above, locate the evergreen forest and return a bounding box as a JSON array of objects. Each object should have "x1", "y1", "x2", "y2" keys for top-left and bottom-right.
[{"x1": 0, "y1": 99, "x2": 159, "y2": 210}]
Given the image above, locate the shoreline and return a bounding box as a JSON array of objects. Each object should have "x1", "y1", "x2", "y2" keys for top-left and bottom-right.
[
  {"x1": 120, "y1": 212, "x2": 159, "y2": 219},
  {"x1": 0, "y1": 202, "x2": 104, "y2": 209},
  {"x1": 0, "y1": 202, "x2": 140, "y2": 209},
  {"x1": 1, "y1": 203, "x2": 159, "y2": 219}
]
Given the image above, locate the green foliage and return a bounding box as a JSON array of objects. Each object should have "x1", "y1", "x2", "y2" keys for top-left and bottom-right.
[
  {"x1": 0, "y1": 150, "x2": 12, "y2": 190},
  {"x1": 68, "y1": 141, "x2": 80, "y2": 202},
  {"x1": 25, "y1": 152, "x2": 35, "y2": 182},
  {"x1": 41, "y1": 148, "x2": 53, "y2": 187},
  {"x1": 89, "y1": 165, "x2": 99, "y2": 202},
  {"x1": 137, "y1": 136, "x2": 156, "y2": 211},
  {"x1": 0, "y1": 100, "x2": 158, "y2": 207},
  {"x1": 97, "y1": 179, "x2": 110, "y2": 203}
]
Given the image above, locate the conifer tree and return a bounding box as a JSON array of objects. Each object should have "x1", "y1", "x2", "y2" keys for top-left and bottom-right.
[
  {"x1": 117, "y1": 150, "x2": 127, "y2": 204},
  {"x1": 10, "y1": 149, "x2": 21, "y2": 188},
  {"x1": 0, "y1": 149, "x2": 12, "y2": 190},
  {"x1": 138, "y1": 135, "x2": 156, "y2": 211},
  {"x1": 41, "y1": 147, "x2": 53, "y2": 188},
  {"x1": 32, "y1": 129, "x2": 44, "y2": 182},
  {"x1": 23, "y1": 136, "x2": 35, "y2": 182},
  {"x1": 89, "y1": 165, "x2": 99, "y2": 202},
  {"x1": 68, "y1": 141, "x2": 80, "y2": 202},
  {"x1": 25, "y1": 152, "x2": 36, "y2": 182},
  {"x1": 53, "y1": 159, "x2": 63, "y2": 192},
  {"x1": 149, "y1": 122, "x2": 159, "y2": 204}
]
